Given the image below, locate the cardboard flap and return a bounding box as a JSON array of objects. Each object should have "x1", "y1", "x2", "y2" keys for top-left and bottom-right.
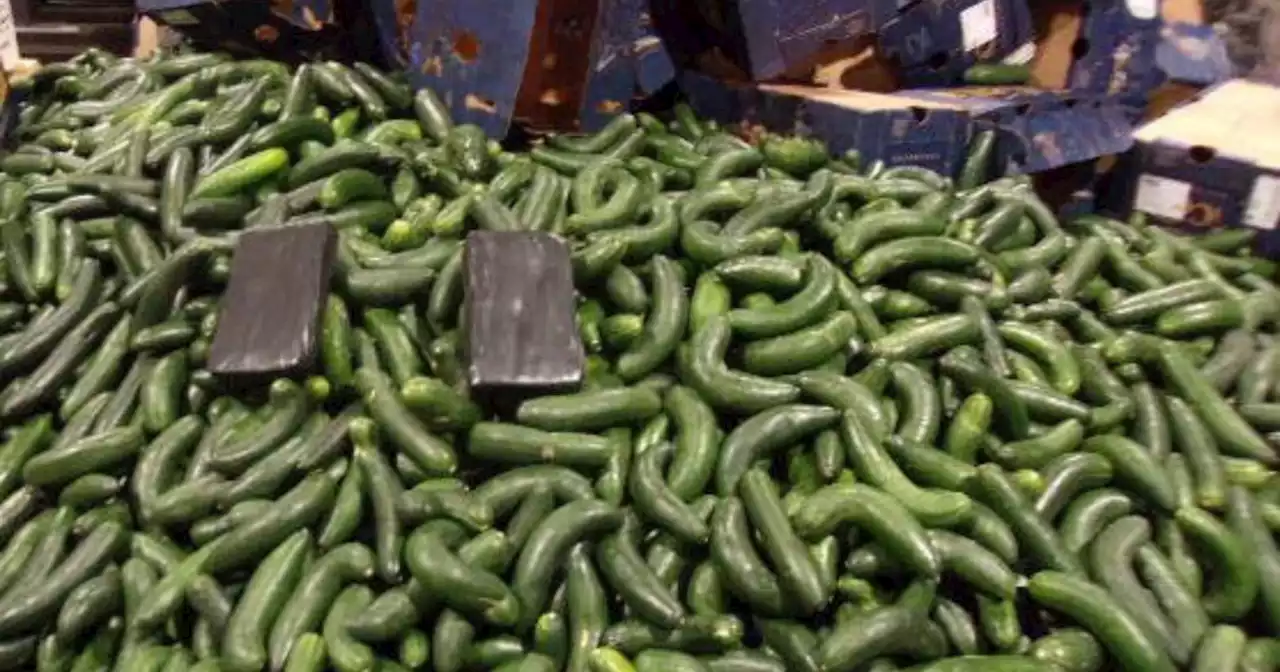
[
  {"x1": 1007, "y1": 100, "x2": 1133, "y2": 172},
  {"x1": 406, "y1": 0, "x2": 540, "y2": 138},
  {"x1": 893, "y1": 0, "x2": 1035, "y2": 60},
  {"x1": 759, "y1": 0, "x2": 884, "y2": 77},
  {"x1": 368, "y1": 0, "x2": 416, "y2": 69},
  {"x1": 762, "y1": 83, "x2": 963, "y2": 112},
  {"x1": 1134, "y1": 79, "x2": 1280, "y2": 170},
  {"x1": 1030, "y1": 0, "x2": 1164, "y2": 102},
  {"x1": 633, "y1": 5, "x2": 676, "y2": 94},
  {"x1": 1072, "y1": 0, "x2": 1164, "y2": 99},
  {"x1": 1156, "y1": 22, "x2": 1234, "y2": 86},
  {"x1": 576, "y1": 0, "x2": 643, "y2": 131},
  {"x1": 765, "y1": 86, "x2": 970, "y2": 175},
  {"x1": 891, "y1": 85, "x2": 1132, "y2": 173},
  {"x1": 139, "y1": 0, "x2": 337, "y2": 30},
  {"x1": 892, "y1": 85, "x2": 1065, "y2": 116},
  {"x1": 655, "y1": 0, "x2": 890, "y2": 81},
  {"x1": 401, "y1": 0, "x2": 656, "y2": 134}
]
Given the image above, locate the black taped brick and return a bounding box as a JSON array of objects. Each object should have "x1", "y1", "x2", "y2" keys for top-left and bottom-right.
[
  {"x1": 208, "y1": 223, "x2": 336, "y2": 383},
  {"x1": 463, "y1": 231, "x2": 583, "y2": 409}
]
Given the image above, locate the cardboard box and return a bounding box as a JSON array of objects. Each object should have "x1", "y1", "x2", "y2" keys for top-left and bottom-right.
[
  {"x1": 1106, "y1": 79, "x2": 1280, "y2": 254},
  {"x1": 682, "y1": 73, "x2": 1133, "y2": 178},
  {"x1": 1030, "y1": 0, "x2": 1164, "y2": 106},
  {"x1": 876, "y1": 0, "x2": 1036, "y2": 86},
  {"x1": 1162, "y1": 0, "x2": 1203, "y2": 22},
  {"x1": 652, "y1": 0, "x2": 894, "y2": 81},
  {"x1": 1145, "y1": 21, "x2": 1234, "y2": 118},
  {"x1": 577, "y1": 0, "x2": 662, "y2": 131},
  {"x1": 138, "y1": 0, "x2": 350, "y2": 60},
  {"x1": 812, "y1": 43, "x2": 901, "y2": 92},
  {"x1": 1156, "y1": 22, "x2": 1233, "y2": 86},
  {"x1": 682, "y1": 72, "x2": 971, "y2": 176},
  {"x1": 367, "y1": 0, "x2": 414, "y2": 70},
  {"x1": 892, "y1": 86, "x2": 1134, "y2": 174},
  {"x1": 398, "y1": 0, "x2": 672, "y2": 138}
]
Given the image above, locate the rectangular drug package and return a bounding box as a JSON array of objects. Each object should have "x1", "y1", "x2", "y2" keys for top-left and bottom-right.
[
  {"x1": 463, "y1": 231, "x2": 584, "y2": 408},
  {"x1": 208, "y1": 222, "x2": 336, "y2": 382}
]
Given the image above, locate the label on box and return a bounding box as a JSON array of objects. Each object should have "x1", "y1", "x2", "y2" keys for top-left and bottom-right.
[
  {"x1": 1245, "y1": 174, "x2": 1280, "y2": 230},
  {"x1": 960, "y1": 0, "x2": 998, "y2": 51},
  {"x1": 1125, "y1": 0, "x2": 1159, "y2": 20},
  {"x1": 1134, "y1": 174, "x2": 1192, "y2": 220}
]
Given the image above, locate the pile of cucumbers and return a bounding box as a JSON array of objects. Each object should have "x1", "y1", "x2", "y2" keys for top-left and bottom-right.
[{"x1": 1, "y1": 45, "x2": 1279, "y2": 672}]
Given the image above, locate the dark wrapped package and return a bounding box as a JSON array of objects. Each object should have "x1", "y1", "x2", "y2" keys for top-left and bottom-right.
[
  {"x1": 463, "y1": 231, "x2": 584, "y2": 409},
  {"x1": 208, "y1": 223, "x2": 336, "y2": 383}
]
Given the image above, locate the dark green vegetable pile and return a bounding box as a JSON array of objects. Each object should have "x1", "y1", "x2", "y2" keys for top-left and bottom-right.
[{"x1": 2, "y1": 46, "x2": 1280, "y2": 672}]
